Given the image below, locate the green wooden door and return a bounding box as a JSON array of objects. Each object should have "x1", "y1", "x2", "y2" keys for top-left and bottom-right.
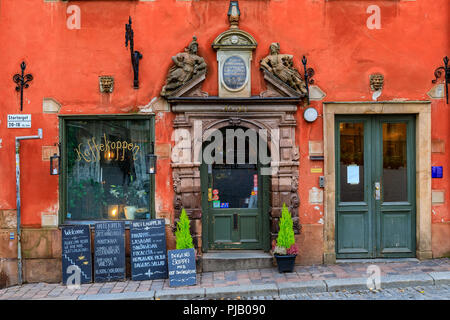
[
  {"x1": 335, "y1": 115, "x2": 416, "y2": 258},
  {"x1": 201, "y1": 163, "x2": 264, "y2": 250},
  {"x1": 200, "y1": 127, "x2": 270, "y2": 251}
]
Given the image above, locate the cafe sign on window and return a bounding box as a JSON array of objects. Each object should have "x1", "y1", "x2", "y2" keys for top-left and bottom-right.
[{"x1": 74, "y1": 133, "x2": 142, "y2": 162}]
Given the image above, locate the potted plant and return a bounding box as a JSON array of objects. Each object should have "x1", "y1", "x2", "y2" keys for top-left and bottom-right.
[
  {"x1": 272, "y1": 203, "x2": 298, "y2": 273},
  {"x1": 175, "y1": 208, "x2": 194, "y2": 249},
  {"x1": 168, "y1": 208, "x2": 197, "y2": 287}
]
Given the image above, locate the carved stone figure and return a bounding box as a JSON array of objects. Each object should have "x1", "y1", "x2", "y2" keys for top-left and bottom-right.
[
  {"x1": 161, "y1": 36, "x2": 207, "y2": 97},
  {"x1": 370, "y1": 73, "x2": 384, "y2": 91},
  {"x1": 260, "y1": 43, "x2": 307, "y2": 95}
]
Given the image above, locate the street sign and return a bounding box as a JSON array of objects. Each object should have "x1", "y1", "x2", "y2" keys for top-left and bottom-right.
[{"x1": 7, "y1": 114, "x2": 31, "y2": 128}]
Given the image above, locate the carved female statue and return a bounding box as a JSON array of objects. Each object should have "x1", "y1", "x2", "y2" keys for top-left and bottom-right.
[
  {"x1": 260, "y1": 43, "x2": 307, "y2": 95},
  {"x1": 161, "y1": 36, "x2": 207, "y2": 97}
]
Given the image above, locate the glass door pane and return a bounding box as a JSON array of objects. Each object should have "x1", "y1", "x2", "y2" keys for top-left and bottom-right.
[
  {"x1": 339, "y1": 122, "x2": 365, "y2": 202},
  {"x1": 212, "y1": 164, "x2": 258, "y2": 208},
  {"x1": 382, "y1": 123, "x2": 407, "y2": 202}
]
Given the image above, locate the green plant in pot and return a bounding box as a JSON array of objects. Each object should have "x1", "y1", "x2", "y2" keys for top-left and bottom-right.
[
  {"x1": 175, "y1": 208, "x2": 198, "y2": 261},
  {"x1": 175, "y1": 208, "x2": 194, "y2": 250},
  {"x1": 272, "y1": 203, "x2": 298, "y2": 273}
]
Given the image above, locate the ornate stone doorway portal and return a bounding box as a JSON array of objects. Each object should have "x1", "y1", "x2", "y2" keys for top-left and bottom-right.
[
  {"x1": 162, "y1": 2, "x2": 310, "y2": 258},
  {"x1": 170, "y1": 98, "x2": 302, "y2": 254}
]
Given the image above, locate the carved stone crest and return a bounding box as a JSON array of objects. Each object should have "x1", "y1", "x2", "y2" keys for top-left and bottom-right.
[{"x1": 161, "y1": 36, "x2": 207, "y2": 97}]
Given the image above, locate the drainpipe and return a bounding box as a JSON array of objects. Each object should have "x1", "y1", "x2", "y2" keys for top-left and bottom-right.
[{"x1": 15, "y1": 129, "x2": 43, "y2": 286}]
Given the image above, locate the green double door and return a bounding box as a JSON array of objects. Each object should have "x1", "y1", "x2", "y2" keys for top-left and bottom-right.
[{"x1": 336, "y1": 115, "x2": 416, "y2": 258}]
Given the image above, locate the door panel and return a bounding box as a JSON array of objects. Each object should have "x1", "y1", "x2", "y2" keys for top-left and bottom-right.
[
  {"x1": 379, "y1": 210, "x2": 413, "y2": 254},
  {"x1": 240, "y1": 213, "x2": 259, "y2": 242},
  {"x1": 337, "y1": 211, "x2": 370, "y2": 254},
  {"x1": 214, "y1": 215, "x2": 233, "y2": 242},
  {"x1": 336, "y1": 115, "x2": 416, "y2": 259}
]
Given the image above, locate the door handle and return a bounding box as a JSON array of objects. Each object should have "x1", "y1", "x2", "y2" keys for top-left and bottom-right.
[
  {"x1": 233, "y1": 213, "x2": 238, "y2": 230},
  {"x1": 374, "y1": 182, "x2": 381, "y2": 200}
]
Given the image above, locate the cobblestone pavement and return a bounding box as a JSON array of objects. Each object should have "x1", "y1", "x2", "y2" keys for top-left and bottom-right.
[
  {"x1": 0, "y1": 258, "x2": 449, "y2": 300},
  {"x1": 229, "y1": 285, "x2": 450, "y2": 300}
]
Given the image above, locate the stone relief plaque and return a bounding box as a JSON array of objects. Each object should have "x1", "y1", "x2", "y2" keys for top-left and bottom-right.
[{"x1": 222, "y1": 55, "x2": 247, "y2": 90}]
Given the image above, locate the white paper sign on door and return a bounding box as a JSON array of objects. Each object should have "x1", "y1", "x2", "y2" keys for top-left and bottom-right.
[{"x1": 347, "y1": 165, "x2": 360, "y2": 185}]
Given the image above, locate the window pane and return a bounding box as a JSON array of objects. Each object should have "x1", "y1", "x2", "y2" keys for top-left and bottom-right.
[
  {"x1": 339, "y1": 122, "x2": 365, "y2": 202},
  {"x1": 66, "y1": 119, "x2": 151, "y2": 221},
  {"x1": 383, "y1": 123, "x2": 407, "y2": 202},
  {"x1": 212, "y1": 164, "x2": 258, "y2": 208}
]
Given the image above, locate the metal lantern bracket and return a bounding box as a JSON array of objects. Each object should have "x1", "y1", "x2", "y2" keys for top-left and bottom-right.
[
  {"x1": 125, "y1": 17, "x2": 143, "y2": 89},
  {"x1": 146, "y1": 142, "x2": 157, "y2": 174},
  {"x1": 50, "y1": 143, "x2": 61, "y2": 175},
  {"x1": 13, "y1": 61, "x2": 33, "y2": 111},
  {"x1": 432, "y1": 56, "x2": 449, "y2": 104},
  {"x1": 301, "y1": 56, "x2": 315, "y2": 105}
]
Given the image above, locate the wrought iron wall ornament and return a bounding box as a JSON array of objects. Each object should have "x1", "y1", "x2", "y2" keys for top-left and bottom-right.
[
  {"x1": 301, "y1": 56, "x2": 315, "y2": 105},
  {"x1": 13, "y1": 61, "x2": 33, "y2": 111},
  {"x1": 125, "y1": 17, "x2": 143, "y2": 89},
  {"x1": 432, "y1": 56, "x2": 449, "y2": 104}
]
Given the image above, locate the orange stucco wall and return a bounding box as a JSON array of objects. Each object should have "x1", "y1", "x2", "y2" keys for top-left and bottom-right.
[{"x1": 0, "y1": 0, "x2": 449, "y2": 259}]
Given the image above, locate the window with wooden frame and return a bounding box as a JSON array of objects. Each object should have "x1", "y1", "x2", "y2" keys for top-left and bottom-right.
[{"x1": 59, "y1": 114, "x2": 155, "y2": 224}]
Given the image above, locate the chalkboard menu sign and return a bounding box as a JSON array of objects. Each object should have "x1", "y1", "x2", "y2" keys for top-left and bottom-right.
[
  {"x1": 94, "y1": 221, "x2": 126, "y2": 282},
  {"x1": 130, "y1": 219, "x2": 168, "y2": 281},
  {"x1": 168, "y1": 248, "x2": 197, "y2": 287},
  {"x1": 61, "y1": 225, "x2": 92, "y2": 285}
]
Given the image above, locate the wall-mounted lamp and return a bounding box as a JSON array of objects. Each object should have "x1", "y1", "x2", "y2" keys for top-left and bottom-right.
[
  {"x1": 432, "y1": 56, "x2": 449, "y2": 104},
  {"x1": 50, "y1": 153, "x2": 60, "y2": 175},
  {"x1": 146, "y1": 153, "x2": 157, "y2": 174},
  {"x1": 50, "y1": 143, "x2": 61, "y2": 175}
]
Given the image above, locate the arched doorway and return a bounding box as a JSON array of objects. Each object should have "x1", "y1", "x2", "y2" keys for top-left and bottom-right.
[{"x1": 200, "y1": 126, "x2": 271, "y2": 250}]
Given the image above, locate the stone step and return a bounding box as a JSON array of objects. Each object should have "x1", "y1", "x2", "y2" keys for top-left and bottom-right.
[{"x1": 201, "y1": 250, "x2": 274, "y2": 272}]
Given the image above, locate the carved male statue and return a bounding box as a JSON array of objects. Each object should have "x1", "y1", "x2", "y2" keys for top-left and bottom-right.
[
  {"x1": 161, "y1": 36, "x2": 207, "y2": 97},
  {"x1": 260, "y1": 42, "x2": 307, "y2": 95}
]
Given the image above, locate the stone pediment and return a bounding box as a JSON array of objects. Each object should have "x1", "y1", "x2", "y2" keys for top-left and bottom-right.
[
  {"x1": 260, "y1": 69, "x2": 307, "y2": 98},
  {"x1": 167, "y1": 73, "x2": 208, "y2": 98},
  {"x1": 212, "y1": 29, "x2": 257, "y2": 51}
]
